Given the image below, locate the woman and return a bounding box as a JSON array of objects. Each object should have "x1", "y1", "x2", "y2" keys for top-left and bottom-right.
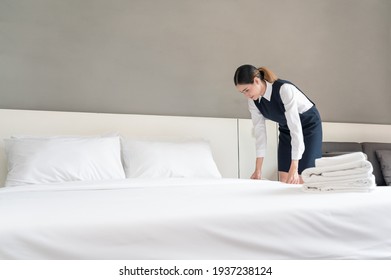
[{"x1": 234, "y1": 65, "x2": 322, "y2": 184}]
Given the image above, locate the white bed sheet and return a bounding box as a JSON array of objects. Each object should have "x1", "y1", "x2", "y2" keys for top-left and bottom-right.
[{"x1": 1, "y1": 178, "x2": 391, "y2": 260}]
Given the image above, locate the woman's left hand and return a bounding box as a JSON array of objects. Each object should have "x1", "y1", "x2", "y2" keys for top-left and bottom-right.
[{"x1": 286, "y1": 160, "x2": 302, "y2": 184}]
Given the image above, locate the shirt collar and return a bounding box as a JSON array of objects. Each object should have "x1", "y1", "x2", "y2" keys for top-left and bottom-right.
[{"x1": 258, "y1": 81, "x2": 272, "y2": 102}]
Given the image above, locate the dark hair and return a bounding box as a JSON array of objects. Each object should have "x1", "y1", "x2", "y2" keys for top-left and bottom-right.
[{"x1": 233, "y1": 64, "x2": 278, "y2": 85}]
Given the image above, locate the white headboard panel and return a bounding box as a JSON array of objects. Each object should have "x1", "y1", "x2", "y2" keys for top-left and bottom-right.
[
  {"x1": 0, "y1": 109, "x2": 239, "y2": 186},
  {"x1": 322, "y1": 122, "x2": 391, "y2": 142},
  {"x1": 238, "y1": 119, "x2": 278, "y2": 180}
]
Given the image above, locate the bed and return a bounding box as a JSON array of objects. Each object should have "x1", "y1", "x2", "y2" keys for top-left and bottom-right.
[
  {"x1": 2, "y1": 178, "x2": 391, "y2": 260},
  {"x1": 1, "y1": 109, "x2": 391, "y2": 260}
]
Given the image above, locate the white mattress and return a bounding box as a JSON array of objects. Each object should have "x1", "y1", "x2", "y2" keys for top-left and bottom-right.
[{"x1": 1, "y1": 178, "x2": 391, "y2": 260}]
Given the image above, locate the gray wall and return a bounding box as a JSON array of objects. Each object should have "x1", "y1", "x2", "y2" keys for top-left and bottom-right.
[{"x1": 1, "y1": 0, "x2": 390, "y2": 124}]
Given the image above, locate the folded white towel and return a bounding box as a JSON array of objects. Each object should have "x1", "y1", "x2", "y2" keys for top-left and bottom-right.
[
  {"x1": 315, "y1": 152, "x2": 367, "y2": 167},
  {"x1": 302, "y1": 160, "x2": 373, "y2": 183},
  {"x1": 303, "y1": 171, "x2": 373, "y2": 183},
  {"x1": 302, "y1": 175, "x2": 376, "y2": 193}
]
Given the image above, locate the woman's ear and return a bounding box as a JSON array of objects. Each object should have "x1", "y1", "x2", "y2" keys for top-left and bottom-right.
[{"x1": 253, "y1": 77, "x2": 261, "y2": 85}]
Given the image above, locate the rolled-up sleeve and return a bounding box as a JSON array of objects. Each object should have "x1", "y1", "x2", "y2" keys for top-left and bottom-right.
[
  {"x1": 280, "y1": 84, "x2": 305, "y2": 160},
  {"x1": 248, "y1": 99, "x2": 267, "y2": 158}
]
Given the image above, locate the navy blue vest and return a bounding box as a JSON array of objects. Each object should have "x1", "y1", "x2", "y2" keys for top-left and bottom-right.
[{"x1": 254, "y1": 79, "x2": 314, "y2": 127}]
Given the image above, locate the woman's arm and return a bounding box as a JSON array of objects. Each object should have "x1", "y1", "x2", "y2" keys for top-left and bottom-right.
[
  {"x1": 280, "y1": 84, "x2": 305, "y2": 161},
  {"x1": 280, "y1": 84, "x2": 307, "y2": 184},
  {"x1": 248, "y1": 99, "x2": 267, "y2": 180}
]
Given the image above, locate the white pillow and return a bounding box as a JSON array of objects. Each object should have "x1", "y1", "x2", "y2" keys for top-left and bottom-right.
[
  {"x1": 4, "y1": 136, "x2": 125, "y2": 187},
  {"x1": 121, "y1": 139, "x2": 222, "y2": 179}
]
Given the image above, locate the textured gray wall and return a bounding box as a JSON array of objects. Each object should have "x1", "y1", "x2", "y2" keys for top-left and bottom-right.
[{"x1": 1, "y1": 0, "x2": 390, "y2": 124}]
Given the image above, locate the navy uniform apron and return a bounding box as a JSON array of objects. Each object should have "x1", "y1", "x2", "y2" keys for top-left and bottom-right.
[{"x1": 254, "y1": 79, "x2": 322, "y2": 174}]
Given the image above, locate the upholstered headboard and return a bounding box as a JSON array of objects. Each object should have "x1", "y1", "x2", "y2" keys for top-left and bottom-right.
[{"x1": 322, "y1": 142, "x2": 362, "y2": 157}]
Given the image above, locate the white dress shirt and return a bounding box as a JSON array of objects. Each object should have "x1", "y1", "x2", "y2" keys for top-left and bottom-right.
[{"x1": 248, "y1": 81, "x2": 313, "y2": 160}]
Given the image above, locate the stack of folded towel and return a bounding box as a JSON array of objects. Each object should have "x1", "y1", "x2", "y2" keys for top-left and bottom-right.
[{"x1": 302, "y1": 152, "x2": 376, "y2": 192}]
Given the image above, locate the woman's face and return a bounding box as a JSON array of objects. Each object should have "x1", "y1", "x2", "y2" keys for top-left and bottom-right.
[{"x1": 236, "y1": 77, "x2": 264, "y2": 100}]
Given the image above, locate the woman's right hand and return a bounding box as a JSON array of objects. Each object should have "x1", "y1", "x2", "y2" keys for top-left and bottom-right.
[
  {"x1": 251, "y1": 157, "x2": 264, "y2": 180},
  {"x1": 250, "y1": 170, "x2": 262, "y2": 180}
]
